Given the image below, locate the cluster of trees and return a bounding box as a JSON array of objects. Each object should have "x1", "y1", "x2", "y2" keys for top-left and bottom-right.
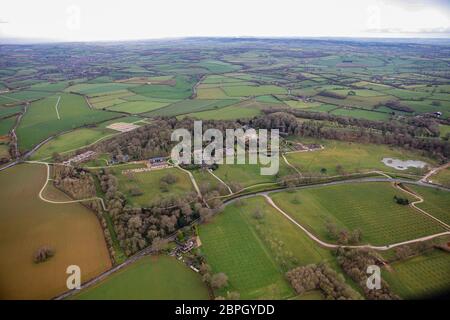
[
  {"x1": 378, "y1": 100, "x2": 414, "y2": 113},
  {"x1": 325, "y1": 222, "x2": 362, "y2": 245},
  {"x1": 33, "y1": 246, "x2": 54, "y2": 263},
  {"x1": 53, "y1": 165, "x2": 97, "y2": 202},
  {"x1": 198, "y1": 263, "x2": 240, "y2": 300},
  {"x1": 97, "y1": 168, "x2": 215, "y2": 256},
  {"x1": 159, "y1": 173, "x2": 179, "y2": 192},
  {"x1": 252, "y1": 111, "x2": 448, "y2": 160},
  {"x1": 53, "y1": 165, "x2": 119, "y2": 262},
  {"x1": 393, "y1": 241, "x2": 434, "y2": 261},
  {"x1": 393, "y1": 195, "x2": 410, "y2": 205},
  {"x1": 336, "y1": 248, "x2": 399, "y2": 300},
  {"x1": 93, "y1": 118, "x2": 242, "y2": 162},
  {"x1": 285, "y1": 263, "x2": 359, "y2": 300},
  {"x1": 318, "y1": 90, "x2": 347, "y2": 99}
]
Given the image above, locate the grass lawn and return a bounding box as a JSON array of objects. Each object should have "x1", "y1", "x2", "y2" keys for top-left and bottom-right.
[
  {"x1": 16, "y1": 93, "x2": 118, "y2": 151},
  {"x1": 285, "y1": 139, "x2": 435, "y2": 176},
  {"x1": 270, "y1": 182, "x2": 445, "y2": 245},
  {"x1": 115, "y1": 167, "x2": 194, "y2": 206},
  {"x1": 383, "y1": 250, "x2": 450, "y2": 299},
  {"x1": 407, "y1": 184, "x2": 450, "y2": 225},
  {"x1": 0, "y1": 163, "x2": 111, "y2": 299},
  {"x1": 74, "y1": 256, "x2": 209, "y2": 300},
  {"x1": 213, "y1": 159, "x2": 293, "y2": 189},
  {"x1": 31, "y1": 127, "x2": 116, "y2": 160}
]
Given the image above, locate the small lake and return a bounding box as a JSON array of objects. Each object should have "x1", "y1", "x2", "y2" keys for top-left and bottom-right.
[{"x1": 381, "y1": 158, "x2": 428, "y2": 171}]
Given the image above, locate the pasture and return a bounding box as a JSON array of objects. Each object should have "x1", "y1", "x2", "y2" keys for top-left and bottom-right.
[
  {"x1": 270, "y1": 182, "x2": 445, "y2": 245},
  {"x1": 0, "y1": 163, "x2": 111, "y2": 299},
  {"x1": 145, "y1": 99, "x2": 238, "y2": 117},
  {"x1": 16, "y1": 93, "x2": 118, "y2": 151},
  {"x1": 30, "y1": 127, "x2": 116, "y2": 160},
  {"x1": 0, "y1": 116, "x2": 16, "y2": 136},
  {"x1": 213, "y1": 159, "x2": 293, "y2": 189},
  {"x1": 181, "y1": 104, "x2": 261, "y2": 120},
  {"x1": 114, "y1": 167, "x2": 194, "y2": 206},
  {"x1": 74, "y1": 256, "x2": 209, "y2": 300},
  {"x1": 284, "y1": 139, "x2": 435, "y2": 176}
]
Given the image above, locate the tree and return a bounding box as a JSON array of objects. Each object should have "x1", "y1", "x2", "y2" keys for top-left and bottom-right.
[
  {"x1": 52, "y1": 152, "x2": 62, "y2": 162},
  {"x1": 211, "y1": 273, "x2": 229, "y2": 289},
  {"x1": 34, "y1": 246, "x2": 55, "y2": 263},
  {"x1": 151, "y1": 237, "x2": 168, "y2": 253},
  {"x1": 252, "y1": 208, "x2": 264, "y2": 220},
  {"x1": 320, "y1": 167, "x2": 327, "y2": 175}
]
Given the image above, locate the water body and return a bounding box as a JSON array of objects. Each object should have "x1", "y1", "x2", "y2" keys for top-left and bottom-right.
[{"x1": 382, "y1": 158, "x2": 428, "y2": 171}]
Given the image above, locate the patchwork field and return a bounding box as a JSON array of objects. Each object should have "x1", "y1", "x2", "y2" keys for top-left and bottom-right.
[
  {"x1": 30, "y1": 127, "x2": 117, "y2": 161},
  {"x1": 0, "y1": 163, "x2": 111, "y2": 299},
  {"x1": 181, "y1": 104, "x2": 261, "y2": 120},
  {"x1": 74, "y1": 256, "x2": 209, "y2": 300},
  {"x1": 145, "y1": 99, "x2": 239, "y2": 117},
  {"x1": 270, "y1": 182, "x2": 446, "y2": 245},
  {"x1": 16, "y1": 93, "x2": 118, "y2": 151}
]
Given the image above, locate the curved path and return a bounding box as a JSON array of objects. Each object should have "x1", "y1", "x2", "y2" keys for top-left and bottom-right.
[
  {"x1": 28, "y1": 161, "x2": 107, "y2": 211},
  {"x1": 208, "y1": 168, "x2": 233, "y2": 194},
  {"x1": 51, "y1": 174, "x2": 450, "y2": 300},
  {"x1": 393, "y1": 182, "x2": 450, "y2": 230},
  {"x1": 262, "y1": 194, "x2": 449, "y2": 251}
]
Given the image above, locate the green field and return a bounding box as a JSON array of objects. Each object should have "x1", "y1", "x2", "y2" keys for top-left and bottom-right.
[
  {"x1": 383, "y1": 250, "x2": 450, "y2": 299},
  {"x1": 31, "y1": 127, "x2": 116, "y2": 160},
  {"x1": 270, "y1": 182, "x2": 445, "y2": 245},
  {"x1": 407, "y1": 184, "x2": 450, "y2": 225},
  {"x1": 181, "y1": 104, "x2": 261, "y2": 120},
  {"x1": 115, "y1": 167, "x2": 194, "y2": 206},
  {"x1": 130, "y1": 76, "x2": 195, "y2": 100},
  {"x1": 222, "y1": 85, "x2": 287, "y2": 97},
  {"x1": 213, "y1": 160, "x2": 293, "y2": 189},
  {"x1": 107, "y1": 100, "x2": 172, "y2": 114},
  {"x1": 330, "y1": 108, "x2": 391, "y2": 121},
  {"x1": 199, "y1": 198, "x2": 294, "y2": 299},
  {"x1": 0, "y1": 105, "x2": 23, "y2": 118},
  {"x1": 16, "y1": 93, "x2": 118, "y2": 151},
  {"x1": 74, "y1": 256, "x2": 209, "y2": 300},
  {"x1": 0, "y1": 163, "x2": 111, "y2": 299},
  {"x1": 65, "y1": 83, "x2": 138, "y2": 95},
  {"x1": 0, "y1": 116, "x2": 16, "y2": 136},
  {"x1": 429, "y1": 167, "x2": 450, "y2": 188},
  {"x1": 145, "y1": 99, "x2": 239, "y2": 117},
  {"x1": 285, "y1": 139, "x2": 435, "y2": 176}
]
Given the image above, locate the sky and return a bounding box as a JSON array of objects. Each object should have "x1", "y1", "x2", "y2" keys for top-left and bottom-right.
[{"x1": 0, "y1": 0, "x2": 449, "y2": 42}]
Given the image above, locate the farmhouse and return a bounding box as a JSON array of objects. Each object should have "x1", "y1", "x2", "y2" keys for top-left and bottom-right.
[{"x1": 148, "y1": 156, "x2": 168, "y2": 168}]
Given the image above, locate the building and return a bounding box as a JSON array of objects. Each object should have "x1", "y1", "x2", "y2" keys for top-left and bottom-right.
[{"x1": 148, "y1": 156, "x2": 168, "y2": 168}]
